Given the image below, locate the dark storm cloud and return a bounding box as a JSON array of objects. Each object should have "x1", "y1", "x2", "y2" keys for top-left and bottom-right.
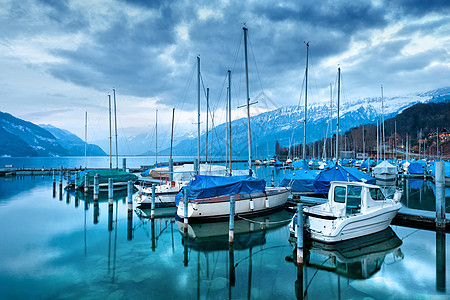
[
  {"x1": 387, "y1": 0, "x2": 450, "y2": 17},
  {"x1": 1, "y1": 0, "x2": 448, "y2": 117}
]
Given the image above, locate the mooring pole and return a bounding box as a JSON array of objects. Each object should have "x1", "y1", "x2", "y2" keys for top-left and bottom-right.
[
  {"x1": 52, "y1": 169, "x2": 56, "y2": 198},
  {"x1": 122, "y1": 158, "x2": 126, "y2": 171},
  {"x1": 84, "y1": 173, "x2": 89, "y2": 194},
  {"x1": 183, "y1": 188, "x2": 189, "y2": 233},
  {"x1": 297, "y1": 203, "x2": 304, "y2": 264},
  {"x1": 127, "y1": 180, "x2": 133, "y2": 212},
  {"x1": 151, "y1": 184, "x2": 156, "y2": 220},
  {"x1": 436, "y1": 231, "x2": 446, "y2": 292},
  {"x1": 75, "y1": 171, "x2": 79, "y2": 190},
  {"x1": 93, "y1": 174, "x2": 99, "y2": 201},
  {"x1": 108, "y1": 178, "x2": 113, "y2": 206},
  {"x1": 435, "y1": 161, "x2": 446, "y2": 230},
  {"x1": 229, "y1": 196, "x2": 235, "y2": 246}
]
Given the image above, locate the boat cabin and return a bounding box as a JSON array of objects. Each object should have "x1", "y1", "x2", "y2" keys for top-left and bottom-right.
[{"x1": 318, "y1": 181, "x2": 391, "y2": 218}]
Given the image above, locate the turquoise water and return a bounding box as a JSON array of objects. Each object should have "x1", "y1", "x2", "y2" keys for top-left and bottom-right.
[{"x1": 0, "y1": 164, "x2": 449, "y2": 298}]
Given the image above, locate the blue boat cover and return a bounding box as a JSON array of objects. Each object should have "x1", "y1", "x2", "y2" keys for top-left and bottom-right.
[
  {"x1": 409, "y1": 179, "x2": 424, "y2": 190},
  {"x1": 175, "y1": 175, "x2": 266, "y2": 206},
  {"x1": 274, "y1": 160, "x2": 283, "y2": 167},
  {"x1": 408, "y1": 162, "x2": 424, "y2": 174},
  {"x1": 292, "y1": 160, "x2": 310, "y2": 170},
  {"x1": 279, "y1": 169, "x2": 317, "y2": 192},
  {"x1": 314, "y1": 165, "x2": 376, "y2": 194},
  {"x1": 429, "y1": 161, "x2": 450, "y2": 177}
]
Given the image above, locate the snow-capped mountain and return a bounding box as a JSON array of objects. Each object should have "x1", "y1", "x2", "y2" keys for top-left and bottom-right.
[{"x1": 167, "y1": 87, "x2": 450, "y2": 158}]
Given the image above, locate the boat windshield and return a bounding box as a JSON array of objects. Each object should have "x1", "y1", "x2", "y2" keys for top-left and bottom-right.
[{"x1": 369, "y1": 188, "x2": 386, "y2": 201}]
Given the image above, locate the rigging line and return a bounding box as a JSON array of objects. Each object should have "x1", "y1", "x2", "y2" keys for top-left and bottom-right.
[
  {"x1": 172, "y1": 60, "x2": 197, "y2": 139},
  {"x1": 247, "y1": 31, "x2": 269, "y2": 111},
  {"x1": 234, "y1": 245, "x2": 290, "y2": 267},
  {"x1": 400, "y1": 228, "x2": 421, "y2": 241}
]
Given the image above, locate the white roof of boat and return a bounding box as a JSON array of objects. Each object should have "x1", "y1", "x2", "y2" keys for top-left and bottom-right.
[{"x1": 330, "y1": 181, "x2": 380, "y2": 188}]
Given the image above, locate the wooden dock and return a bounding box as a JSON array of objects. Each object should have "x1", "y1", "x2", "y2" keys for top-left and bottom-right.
[{"x1": 286, "y1": 196, "x2": 450, "y2": 232}]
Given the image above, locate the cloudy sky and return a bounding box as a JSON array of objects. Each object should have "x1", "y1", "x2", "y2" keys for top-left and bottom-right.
[{"x1": 0, "y1": 0, "x2": 449, "y2": 142}]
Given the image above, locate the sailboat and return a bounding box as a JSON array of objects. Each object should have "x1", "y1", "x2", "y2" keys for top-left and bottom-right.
[
  {"x1": 176, "y1": 27, "x2": 290, "y2": 220},
  {"x1": 74, "y1": 91, "x2": 138, "y2": 190}
]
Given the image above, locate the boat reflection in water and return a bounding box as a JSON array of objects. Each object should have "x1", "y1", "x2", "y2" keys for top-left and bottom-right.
[
  {"x1": 306, "y1": 227, "x2": 403, "y2": 279},
  {"x1": 287, "y1": 227, "x2": 404, "y2": 299},
  {"x1": 176, "y1": 210, "x2": 291, "y2": 299},
  {"x1": 177, "y1": 209, "x2": 291, "y2": 251}
]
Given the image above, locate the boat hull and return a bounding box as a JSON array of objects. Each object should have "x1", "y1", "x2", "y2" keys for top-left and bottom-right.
[
  {"x1": 308, "y1": 204, "x2": 401, "y2": 243},
  {"x1": 135, "y1": 192, "x2": 177, "y2": 206},
  {"x1": 374, "y1": 173, "x2": 397, "y2": 181},
  {"x1": 177, "y1": 187, "x2": 290, "y2": 220}
]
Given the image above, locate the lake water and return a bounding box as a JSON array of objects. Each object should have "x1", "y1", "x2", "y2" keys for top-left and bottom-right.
[{"x1": 0, "y1": 159, "x2": 449, "y2": 299}]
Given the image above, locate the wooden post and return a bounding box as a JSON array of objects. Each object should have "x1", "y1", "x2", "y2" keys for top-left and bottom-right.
[
  {"x1": 183, "y1": 188, "x2": 189, "y2": 232},
  {"x1": 435, "y1": 161, "x2": 446, "y2": 230},
  {"x1": 84, "y1": 173, "x2": 89, "y2": 194},
  {"x1": 127, "y1": 180, "x2": 134, "y2": 239},
  {"x1": 436, "y1": 231, "x2": 446, "y2": 292},
  {"x1": 52, "y1": 169, "x2": 56, "y2": 198},
  {"x1": 74, "y1": 171, "x2": 79, "y2": 190},
  {"x1": 151, "y1": 184, "x2": 156, "y2": 219},
  {"x1": 93, "y1": 174, "x2": 99, "y2": 201},
  {"x1": 229, "y1": 196, "x2": 235, "y2": 246},
  {"x1": 108, "y1": 178, "x2": 113, "y2": 206},
  {"x1": 127, "y1": 180, "x2": 133, "y2": 212},
  {"x1": 297, "y1": 203, "x2": 304, "y2": 264}
]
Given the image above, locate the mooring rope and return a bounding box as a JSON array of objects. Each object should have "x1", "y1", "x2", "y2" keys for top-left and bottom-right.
[{"x1": 236, "y1": 214, "x2": 292, "y2": 225}]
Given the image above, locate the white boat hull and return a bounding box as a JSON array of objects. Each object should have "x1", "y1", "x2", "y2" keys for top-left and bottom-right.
[
  {"x1": 374, "y1": 173, "x2": 397, "y2": 181},
  {"x1": 134, "y1": 192, "x2": 177, "y2": 206},
  {"x1": 177, "y1": 187, "x2": 290, "y2": 220},
  {"x1": 307, "y1": 204, "x2": 401, "y2": 243}
]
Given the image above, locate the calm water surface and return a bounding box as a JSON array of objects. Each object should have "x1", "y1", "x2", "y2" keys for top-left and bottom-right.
[{"x1": 0, "y1": 163, "x2": 449, "y2": 299}]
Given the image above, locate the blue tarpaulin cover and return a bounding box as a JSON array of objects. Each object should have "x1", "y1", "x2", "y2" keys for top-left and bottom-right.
[
  {"x1": 279, "y1": 169, "x2": 317, "y2": 192},
  {"x1": 175, "y1": 175, "x2": 266, "y2": 206},
  {"x1": 314, "y1": 165, "x2": 376, "y2": 194},
  {"x1": 408, "y1": 162, "x2": 424, "y2": 174},
  {"x1": 292, "y1": 160, "x2": 310, "y2": 170},
  {"x1": 429, "y1": 161, "x2": 450, "y2": 177}
]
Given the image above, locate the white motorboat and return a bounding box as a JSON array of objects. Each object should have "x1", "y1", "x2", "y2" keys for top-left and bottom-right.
[
  {"x1": 176, "y1": 175, "x2": 290, "y2": 220},
  {"x1": 291, "y1": 181, "x2": 402, "y2": 243},
  {"x1": 372, "y1": 160, "x2": 398, "y2": 181},
  {"x1": 135, "y1": 180, "x2": 189, "y2": 206}
]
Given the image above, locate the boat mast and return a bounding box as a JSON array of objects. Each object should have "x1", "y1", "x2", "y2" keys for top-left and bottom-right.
[
  {"x1": 170, "y1": 108, "x2": 175, "y2": 162},
  {"x1": 330, "y1": 83, "x2": 333, "y2": 159},
  {"x1": 228, "y1": 70, "x2": 232, "y2": 175},
  {"x1": 84, "y1": 111, "x2": 87, "y2": 169},
  {"x1": 376, "y1": 119, "x2": 379, "y2": 162},
  {"x1": 206, "y1": 88, "x2": 209, "y2": 164},
  {"x1": 336, "y1": 67, "x2": 341, "y2": 162},
  {"x1": 243, "y1": 27, "x2": 252, "y2": 175},
  {"x1": 113, "y1": 89, "x2": 118, "y2": 169},
  {"x1": 108, "y1": 94, "x2": 112, "y2": 169},
  {"x1": 197, "y1": 55, "x2": 201, "y2": 175},
  {"x1": 156, "y1": 109, "x2": 158, "y2": 167},
  {"x1": 381, "y1": 85, "x2": 385, "y2": 161},
  {"x1": 303, "y1": 42, "x2": 309, "y2": 161}
]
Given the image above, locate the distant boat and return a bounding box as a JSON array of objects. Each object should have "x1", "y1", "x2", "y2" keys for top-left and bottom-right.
[
  {"x1": 291, "y1": 181, "x2": 402, "y2": 243},
  {"x1": 372, "y1": 160, "x2": 397, "y2": 181},
  {"x1": 75, "y1": 169, "x2": 138, "y2": 190}
]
